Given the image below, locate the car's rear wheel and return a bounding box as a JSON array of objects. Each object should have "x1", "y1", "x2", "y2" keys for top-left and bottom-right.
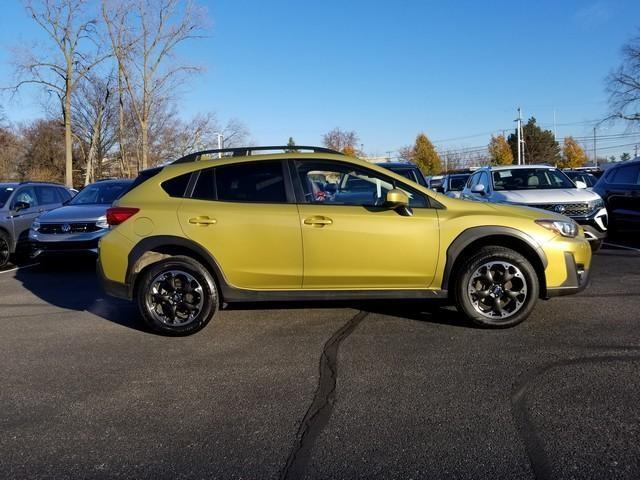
[
  {"x1": 136, "y1": 255, "x2": 218, "y2": 336},
  {"x1": 0, "y1": 231, "x2": 11, "y2": 268},
  {"x1": 454, "y1": 246, "x2": 539, "y2": 328}
]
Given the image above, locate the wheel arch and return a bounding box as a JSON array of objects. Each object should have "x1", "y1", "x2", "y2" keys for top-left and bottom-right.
[
  {"x1": 126, "y1": 235, "x2": 229, "y2": 301},
  {"x1": 442, "y1": 227, "x2": 548, "y2": 298}
]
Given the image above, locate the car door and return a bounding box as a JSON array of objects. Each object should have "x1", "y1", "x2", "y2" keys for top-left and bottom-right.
[
  {"x1": 293, "y1": 159, "x2": 440, "y2": 289},
  {"x1": 10, "y1": 186, "x2": 40, "y2": 245},
  {"x1": 177, "y1": 160, "x2": 303, "y2": 289},
  {"x1": 602, "y1": 164, "x2": 640, "y2": 229}
]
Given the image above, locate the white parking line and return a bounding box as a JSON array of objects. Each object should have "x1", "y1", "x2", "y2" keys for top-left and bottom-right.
[
  {"x1": 0, "y1": 263, "x2": 39, "y2": 274},
  {"x1": 603, "y1": 242, "x2": 640, "y2": 253}
]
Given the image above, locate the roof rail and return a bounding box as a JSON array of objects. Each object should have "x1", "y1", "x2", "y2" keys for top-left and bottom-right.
[{"x1": 171, "y1": 145, "x2": 342, "y2": 164}]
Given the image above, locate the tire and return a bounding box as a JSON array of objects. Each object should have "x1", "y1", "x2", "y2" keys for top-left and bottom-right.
[
  {"x1": 453, "y1": 246, "x2": 539, "y2": 328},
  {"x1": 0, "y1": 230, "x2": 11, "y2": 269},
  {"x1": 136, "y1": 255, "x2": 219, "y2": 336},
  {"x1": 590, "y1": 239, "x2": 603, "y2": 252}
]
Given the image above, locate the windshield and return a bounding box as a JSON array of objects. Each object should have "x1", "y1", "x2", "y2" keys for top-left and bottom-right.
[
  {"x1": 449, "y1": 175, "x2": 470, "y2": 191},
  {"x1": 492, "y1": 168, "x2": 574, "y2": 191},
  {"x1": 69, "y1": 182, "x2": 132, "y2": 205},
  {"x1": 0, "y1": 186, "x2": 16, "y2": 208}
]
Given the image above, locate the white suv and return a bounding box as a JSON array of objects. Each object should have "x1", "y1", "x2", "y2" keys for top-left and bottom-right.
[{"x1": 461, "y1": 165, "x2": 608, "y2": 251}]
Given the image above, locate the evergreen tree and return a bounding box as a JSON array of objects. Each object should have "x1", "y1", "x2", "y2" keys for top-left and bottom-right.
[
  {"x1": 488, "y1": 135, "x2": 514, "y2": 165},
  {"x1": 507, "y1": 117, "x2": 561, "y2": 164},
  {"x1": 285, "y1": 136, "x2": 298, "y2": 152},
  {"x1": 413, "y1": 133, "x2": 441, "y2": 175},
  {"x1": 621, "y1": 152, "x2": 632, "y2": 161}
]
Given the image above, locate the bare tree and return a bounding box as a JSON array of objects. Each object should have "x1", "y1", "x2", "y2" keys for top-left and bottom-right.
[
  {"x1": 101, "y1": 0, "x2": 207, "y2": 171},
  {"x1": 608, "y1": 32, "x2": 640, "y2": 123},
  {"x1": 72, "y1": 75, "x2": 117, "y2": 184},
  {"x1": 322, "y1": 127, "x2": 359, "y2": 155},
  {"x1": 8, "y1": 0, "x2": 110, "y2": 187}
]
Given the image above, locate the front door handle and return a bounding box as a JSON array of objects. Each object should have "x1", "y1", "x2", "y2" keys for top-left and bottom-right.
[
  {"x1": 304, "y1": 216, "x2": 333, "y2": 227},
  {"x1": 188, "y1": 216, "x2": 217, "y2": 226}
]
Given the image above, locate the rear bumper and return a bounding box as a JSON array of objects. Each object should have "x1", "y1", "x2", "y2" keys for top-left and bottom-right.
[
  {"x1": 97, "y1": 256, "x2": 130, "y2": 300},
  {"x1": 545, "y1": 251, "x2": 590, "y2": 298}
]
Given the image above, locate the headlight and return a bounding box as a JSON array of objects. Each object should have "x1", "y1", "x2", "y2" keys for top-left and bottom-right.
[
  {"x1": 535, "y1": 219, "x2": 579, "y2": 238},
  {"x1": 95, "y1": 216, "x2": 109, "y2": 229},
  {"x1": 31, "y1": 220, "x2": 41, "y2": 231},
  {"x1": 589, "y1": 197, "x2": 604, "y2": 210}
]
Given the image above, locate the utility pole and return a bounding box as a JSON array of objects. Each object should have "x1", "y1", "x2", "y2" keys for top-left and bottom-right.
[
  {"x1": 553, "y1": 108, "x2": 557, "y2": 140},
  {"x1": 593, "y1": 127, "x2": 597, "y2": 168},
  {"x1": 635, "y1": 144, "x2": 638, "y2": 159},
  {"x1": 515, "y1": 107, "x2": 522, "y2": 165},
  {"x1": 216, "y1": 133, "x2": 224, "y2": 158}
]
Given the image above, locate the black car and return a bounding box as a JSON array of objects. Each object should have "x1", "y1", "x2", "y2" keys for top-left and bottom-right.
[
  {"x1": 563, "y1": 170, "x2": 598, "y2": 188},
  {"x1": 593, "y1": 159, "x2": 640, "y2": 232},
  {"x1": 380, "y1": 162, "x2": 427, "y2": 187},
  {"x1": 441, "y1": 173, "x2": 471, "y2": 197}
]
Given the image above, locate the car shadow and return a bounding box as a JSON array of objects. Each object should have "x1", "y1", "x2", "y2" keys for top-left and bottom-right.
[
  {"x1": 228, "y1": 299, "x2": 476, "y2": 329},
  {"x1": 13, "y1": 258, "x2": 146, "y2": 332},
  {"x1": 14, "y1": 260, "x2": 474, "y2": 333}
]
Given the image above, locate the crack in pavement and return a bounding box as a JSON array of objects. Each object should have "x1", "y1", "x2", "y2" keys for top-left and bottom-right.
[
  {"x1": 511, "y1": 349, "x2": 640, "y2": 480},
  {"x1": 279, "y1": 310, "x2": 369, "y2": 480}
]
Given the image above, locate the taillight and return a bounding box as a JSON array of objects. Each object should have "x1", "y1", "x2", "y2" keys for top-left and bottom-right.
[{"x1": 106, "y1": 207, "x2": 140, "y2": 226}]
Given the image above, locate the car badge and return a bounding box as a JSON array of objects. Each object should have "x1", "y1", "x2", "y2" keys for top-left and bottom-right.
[
  {"x1": 61, "y1": 224, "x2": 71, "y2": 233},
  {"x1": 553, "y1": 205, "x2": 566, "y2": 214}
]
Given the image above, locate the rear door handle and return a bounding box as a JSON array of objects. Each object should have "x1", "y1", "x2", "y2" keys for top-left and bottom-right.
[
  {"x1": 304, "y1": 216, "x2": 333, "y2": 227},
  {"x1": 188, "y1": 216, "x2": 217, "y2": 226}
]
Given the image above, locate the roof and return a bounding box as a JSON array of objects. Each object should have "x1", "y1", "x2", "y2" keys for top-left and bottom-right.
[
  {"x1": 481, "y1": 164, "x2": 555, "y2": 170},
  {"x1": 376, "y1": 162, "x2": 420, "y2": 169}
]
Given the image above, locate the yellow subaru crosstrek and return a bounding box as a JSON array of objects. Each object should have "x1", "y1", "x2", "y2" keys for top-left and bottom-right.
[{"x1": 98, "y1": 146, "x2": 591, "y2": 335}]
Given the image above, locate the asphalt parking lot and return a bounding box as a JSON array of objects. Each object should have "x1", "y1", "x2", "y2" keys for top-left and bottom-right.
[{"x1": 2, "y1": 242, "x2": 640, "y2": 479}]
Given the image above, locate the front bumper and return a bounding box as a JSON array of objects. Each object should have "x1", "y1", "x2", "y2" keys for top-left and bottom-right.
[
  {"x1": 545, "y1": 251, "x2": 590, "y2": 297},
  {"x1": 29, "y1": 228, "x2": 108, "y2": 258},
  {"x1": 570, "y1": 207, "x2": 608, "y2": 242}
]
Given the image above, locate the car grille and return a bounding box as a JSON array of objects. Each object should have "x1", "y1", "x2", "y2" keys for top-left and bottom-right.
[
  {"x1": 38, "y1": 223, "x2": 100, "y2": 234},
  {"x1": 530, "y1": 203, "x2": 592, "y2": 216}
]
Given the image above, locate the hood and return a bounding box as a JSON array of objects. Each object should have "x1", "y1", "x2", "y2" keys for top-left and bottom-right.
[
  {"x1": 494, "y1": 188, "x2": 598, "y2": 204},
  {"x1": 440, "y1": 194, "x2": 568, "y2": 222},
  {"x1": 37, "y1": 204, "x2": 109, "y2": 223}
]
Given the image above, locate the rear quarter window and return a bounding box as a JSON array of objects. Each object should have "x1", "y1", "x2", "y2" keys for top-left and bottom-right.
[{"x1": 162, "y1": 172, "x2": 192, "y2": 198}]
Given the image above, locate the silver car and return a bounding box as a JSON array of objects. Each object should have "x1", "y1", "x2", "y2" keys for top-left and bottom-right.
[
  {"x1": 29, "y1": 179, "x2": 133, "y2": 259},
  {"x1": 0, "y1": 182, "x2": 73, "y2": 268}
]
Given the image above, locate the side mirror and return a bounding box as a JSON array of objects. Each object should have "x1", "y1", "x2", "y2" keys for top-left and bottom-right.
[
  {"x1": 575, "y1": 180, "x2": 587, "y2": 189},
  {"x1": 471, "y1": 184, "x2": 486, "y2": 195},
  {"x1": 385, "y1": 189, "x2": 409, "y2": 209},
  {"x1": 13, "y1": 201, "x2": 30, "y2": 212}
]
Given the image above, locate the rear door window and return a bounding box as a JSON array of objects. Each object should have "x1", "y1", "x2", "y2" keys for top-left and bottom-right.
[
  {"x1": 36, "y1": 186, "x2": 61, "y2": 206},
  {"x1": 191, "y1": 161, "x2": 287, "y2": 203}
]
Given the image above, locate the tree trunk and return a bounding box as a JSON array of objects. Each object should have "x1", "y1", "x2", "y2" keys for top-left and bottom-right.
[
  {"x1": 141, "y1": 119, "x2": 148, "y2": 171},
  {"x1": 64, "y1": 85, "x2": 73, "y2": 187}
]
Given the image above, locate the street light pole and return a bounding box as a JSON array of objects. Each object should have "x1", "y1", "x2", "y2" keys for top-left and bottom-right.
[{"x1": 593, "y1": 127, "x2": 597, "y2": 168}]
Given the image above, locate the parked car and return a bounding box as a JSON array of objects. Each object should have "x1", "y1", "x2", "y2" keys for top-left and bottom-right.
[
  {"x1": 563, "y1": 170, "x2": 598, "y2": 189},
  {"x1": 379, "y1": 162, "x2": 427, "y2": 187},
  {"x1": 592, "y1": 158, "x2": 640, "y2": 232},
  {"x1": 461, "y1": 165, "x2": 608, "y2": 251},
  {"x1": 29, "y1": 179, "x2": 133, "y2": 260},
  {"x1": 427, "y1": 175, "x2": 444, "y2": 192},
  {"x1": 97, "y1": 145, "x2": 591, "y2": 336},
  {"x1": 0, "y1": 181, "x2": 73, "y2": 268},
  {"x1": 441, "y1": 173, "x2": 471, "y2": 198}
]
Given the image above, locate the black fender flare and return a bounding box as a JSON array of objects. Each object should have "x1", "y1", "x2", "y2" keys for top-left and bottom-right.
[{"x1": 441, "y1": 226, "x2": 548, "y2": 290}]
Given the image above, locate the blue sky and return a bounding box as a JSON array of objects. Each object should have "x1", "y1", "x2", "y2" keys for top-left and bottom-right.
[{"x1": 1, "y1": 0, "x2": 640, "y2": 157}]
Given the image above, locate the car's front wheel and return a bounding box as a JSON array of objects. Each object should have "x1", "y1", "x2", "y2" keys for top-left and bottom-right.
[
  {"x1": 589, "y1": 239, "x2": 603, "y2": 252},
  {"x1": 0, "y1": 231, "x2": 11, "y2": 268},
  {"x1": 136, "y1": 255, "x2": 219, "y2": 336},
  {"x1": 454, "y1": 246, "x2": 539, "y2": 328}
]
